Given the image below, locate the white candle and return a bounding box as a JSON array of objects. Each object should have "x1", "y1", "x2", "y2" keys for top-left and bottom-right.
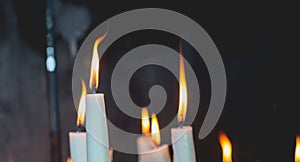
[
  {"x1": 139, "y1": 144, "x2": 171, "y2": 162},
  {"x1": 137, "y1": 135, "x2": 156, "y2": 153},
  {"x1": 137, "y1": 109, "x2": 171, "y2": 162},
  {"x1": 171, "y1": 44, "x2": 196, "y2": 162},
  {"x1": 86, "y1": 34, "x2": 110, "y2": 162},
  {"x1": 137, "y1": 108, "x2": 154, "y2": 154},
  {"x1": 171, "y1": 126, "x2": 196, "y2": 162},
  {"x1": 69, "y1": 132, "x2": 87, "y2": 162},
  {"x1": 137, "y1": 132, "x2": 170, "y2": 162},
  {"x1": 86, "y1": 93, "x2": 110, "y2": 162},
  {"x1": 69, "y1": 80, "x2": 87, "y2": 162}
]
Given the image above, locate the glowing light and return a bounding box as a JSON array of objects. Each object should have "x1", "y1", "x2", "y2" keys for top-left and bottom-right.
[
  {"x1": 151, "y1": 114, "x2": 161, "y2": 145},
  {"x1": 295, "y1": 136, "x2": 300, "y2": 162},
  {"x1": 219, "y1": 132, "x2": 232, "y2": 162},
  {"x1": 89, "y1": 34, "x2": 106, "y2": 90},
  {"x1": 76, "y1": 79, "x2": 87, "y2": 126},
  {"x1": 141, "y1": 107, "x2": 150, "y2": 135},
  {"x1": 67, "y1": 157, "x2": 72, "y2": 162},
  {"x1": 178, "y1": 42, "x2": 188, "y2": 123}
]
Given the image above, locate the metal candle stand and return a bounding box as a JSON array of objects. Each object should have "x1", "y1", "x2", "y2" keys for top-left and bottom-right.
[{"x1": 45, "y1": 0, "x2": 62, "y2": 161}]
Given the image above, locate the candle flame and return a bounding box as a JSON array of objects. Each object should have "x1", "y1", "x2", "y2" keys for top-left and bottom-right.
[
  {"x1": 295, "y1": 136, "x2": 300, "y2": 162},
  {"x1": 219, "y1": 132, "x2": 232, "y2": 162},
  {"x1": 141, "y1": 108, "x2": 150, "y2": 135},
  {"x1": 77, "y1": 79, "x2": 87, "y2": 126},
  {"x1": 67, "y1": 157, "x2": 72, "y2": 162},
  {"x1": 110, "y1": 148, "x2": 114, "y2": 161},
  {"x1": 89, "y1": 34, "x2": 106, "y2": 90},
  {"x1": 151, "y1": 114, "x2": 161, "y2": 145},
  {"x1": 178, "y1": 42, "x2": 188, "y2": 124}
]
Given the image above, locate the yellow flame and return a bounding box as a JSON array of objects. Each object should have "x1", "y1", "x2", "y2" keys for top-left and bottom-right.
[
  {"x1": 295, "y1": 136, "x2": 300, "y2": 162},
  {"x1": 76, "y1": 79, "x2": 87, "y2": 126},
  {"x1": 67, "y1": 157, "x2": 72, "y2": 162},
  {"x1": 178, "y1": 43, "x2": 188, "y2": 123},
  {"x1": 141, "y1": 108, "x2": 150, "y2": 135},
  {"x1": 151, "y1": 114, "x2": 161, "y2": 145},
  {"x1": 219, "y1": 132, "x2": 232, "y2": 162},
  {"x1": 89, "y1": 34, "x2": 106, "y2": 90}
]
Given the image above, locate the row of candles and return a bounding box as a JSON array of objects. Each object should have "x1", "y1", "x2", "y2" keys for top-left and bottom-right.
[
  {"x1": 68, "y1": 34, "x2": 195, "y2": 162},
  {"x1": 68, "y1": 35, "x2": 300, "y2": 162}
]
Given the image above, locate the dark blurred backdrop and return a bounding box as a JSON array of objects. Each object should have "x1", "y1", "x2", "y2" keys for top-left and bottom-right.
[{"x1": 0, "y1": 0, "x2": 299, "y2": 162}]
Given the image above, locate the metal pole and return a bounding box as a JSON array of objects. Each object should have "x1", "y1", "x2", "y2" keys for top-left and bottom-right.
[{"x1": 45, "y1": 0, "x2": 61, "y2": 161}]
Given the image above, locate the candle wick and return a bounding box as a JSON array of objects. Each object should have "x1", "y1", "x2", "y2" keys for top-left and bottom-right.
[
  {"x1": 76, "y1": 124, "x2": 86, "y2": 132},
  {"x1": 92, "y1": 88, "x2": 96, "y2": 94},
  {"x1": 179, "y1": 121, "x2": 184, "y2": 128}
]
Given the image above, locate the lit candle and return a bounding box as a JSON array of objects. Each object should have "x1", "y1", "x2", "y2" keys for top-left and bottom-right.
[
  {"x1": 219, "y1": 132, "x2": 232, "y2": 162},
  {"x1": 171, "y1": 45, "x2": 196, "y2": 162},
  {"x1": 295, "y1": 136, "x2": 300, "y2": 162},
  {"x1": 137, "y1": 108, "x2": 171, "y2": 162},
  {"x1": 69, "y1": 80, "x2": 87, "y2": 162},
  {"x1": 148, "y1": 113, "x2": 171, "y2": 162},
  {"x1": 86, "y1": 34, "x2": 110, "y2": 162},
  {"x1": 137, "y1": 108, "x2": 156, "y2": 153}
]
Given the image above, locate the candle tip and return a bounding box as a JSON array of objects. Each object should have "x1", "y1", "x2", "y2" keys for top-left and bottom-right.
[
  {"x1": 92, "y1": 88, "x2": 96, "y2": 94},
  {"x1": 76, "y1": 124, "x2": 86, "y2": 132},
  {"x1": 179, "y1": 121, "x2": 184, "y2": 128}
]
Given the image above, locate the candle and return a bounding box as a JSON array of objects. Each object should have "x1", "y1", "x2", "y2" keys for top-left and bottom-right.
[
  {"x1": 69, "y1": 80, "x2": 87, "y2": 162},
  {"x1": 219, "y1": 132, "x2": 232, "y2": 162},
  {"x1": 171, "y1": 126, "x2": 195, "y2": 162},
  {"x1": 138, "y1": 144, "x2": 171, "y2": 162},
  {"x1": 295, "y1": 136, "x2": 300, "y2": 162},
  {"x1": 137, "y1": 108, "x2": 171, "y2": 162},
  {"x1": 86, "y1": 34, "x2": 110, "y2": 162},
  {"x1": 171, "y1": 45, "x2": 196, "y2": 162},
  {"x1": 137, "y1": 108, "x2": 156, "y2": 153}
]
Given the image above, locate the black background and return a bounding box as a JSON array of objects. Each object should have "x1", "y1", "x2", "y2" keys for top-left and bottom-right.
[{"x1": 2, "y1": 0, "x2": 299, "y2": 161}]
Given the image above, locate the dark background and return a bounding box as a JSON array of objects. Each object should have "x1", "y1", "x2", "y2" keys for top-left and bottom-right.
[{"x1": 0, "y1": 0, "x2": 299, "y2": 161}]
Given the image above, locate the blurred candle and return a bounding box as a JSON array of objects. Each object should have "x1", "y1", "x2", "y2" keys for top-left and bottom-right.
[
  {"x1": 147, "y1": 114, "x2": 171, "y2": 162},
  {"x1": 86, "y1": 34, "x2": 110, "y2": 162},
  {"x1": 295, "y1": 136, "x2": 300, "y2": 162},
  {"x1": 219, "y1": 132, "x2": 232, "y2": 162},
  {"x1": 137, "y1": 109, "x2": 171, "y2": 162},
  {"x1": 171, "y1": 44, "x2": 196, "y2": 162},
  {"x1": 137, "y1": 108, "x2": 155, "y2": 153},
  {"x1": 69, "y1": 80, "x2": 87, "y2": 162}
]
